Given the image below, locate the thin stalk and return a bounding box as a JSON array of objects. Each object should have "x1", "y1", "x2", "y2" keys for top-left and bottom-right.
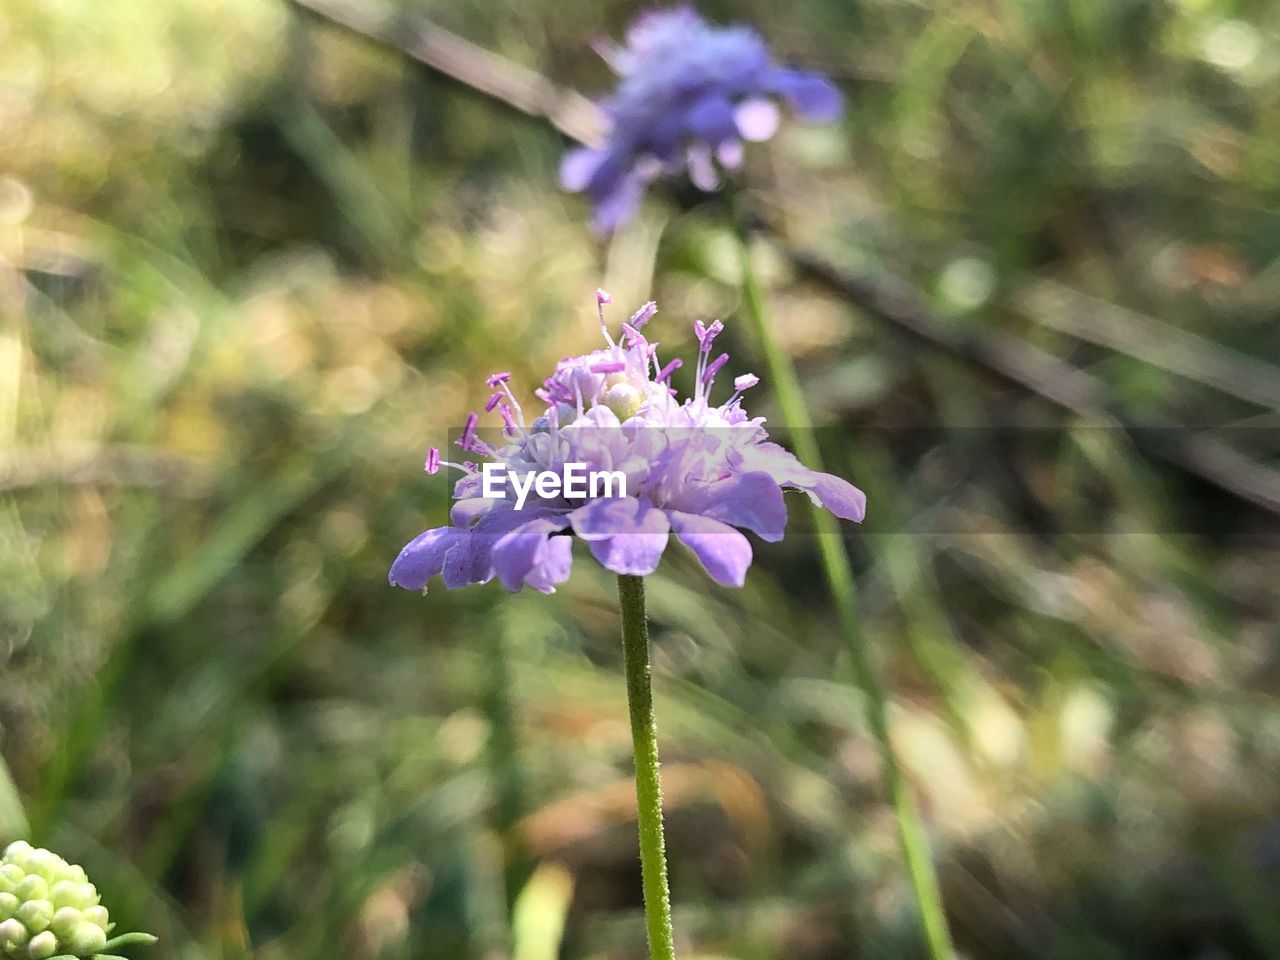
[
  {"x1": 729, "y1": 197, "x2": 955, "y2": 960},
  {"x1": 616, "y1": 574, "x2": 677, "y2": 960}
]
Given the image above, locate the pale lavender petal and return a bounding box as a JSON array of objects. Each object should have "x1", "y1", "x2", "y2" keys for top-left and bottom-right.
[
  {"x1": 733, "y1": 98, "x2": 780, "y2": 142},
  {"x1": 806, "y1": 471, "x2": 867, "y2": 522},
  {"x1": 389, "y1": 526, "x2": 457, "y2": 591},
  {"x1": 767, "y1": 69, "x2": 843, "y2": 122},
  {"x1": 560, "y1": 148, "x2": 605, "y2": 192},
  {"x1": 452, "y1": 471, "x2": 484, "y2": 499},
  {"x1": 442, "y1": 506, "x2": 543, "y2": 589},
  {"x1": 592, "y1": 171, "x2": 646, "y2": 233},
  {"x1": 525, "y1": 534, "x2": 573, "y2": 593},
  {"x1": 638, "y1": 111, "x2": 686, "y2": 163},
  {"x1": 731, "y1": 442, "x2": 865, "y2": 523},
  {"x1": 441, "y1": 534, "x2": 483, "y2": 589},
  {"x1": 729, "y1": 441, "x2": 810, "y2": 485},
  {"x1": 716, "y1": 139, "x2": 744, "y2": 169},
  {"x1": 686, "y1": 144, "x2": 720, "y2": 192},
  {"x1": 668, "y1": 510, "x2": 752, "y2": 587},
  {"x1": 569, "y1": 497, "x2": 671, "y2": 576},
  {"x1": 451, "y1": 497, "x2": 499, "y2": 527},
  {"x1": 685, "y1": 95, "x2": 737, "y2": 144},
  {"x1": 492, "y1": 516, "x2": 572, "y2": 592},
  {"x1": 677, "y1": 471, "x2": 787, "y2": 542}
]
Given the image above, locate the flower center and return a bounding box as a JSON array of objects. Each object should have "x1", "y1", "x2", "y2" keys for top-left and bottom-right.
[{"x1": 602, "y1": 380, "x2": 644, "y2": 420}]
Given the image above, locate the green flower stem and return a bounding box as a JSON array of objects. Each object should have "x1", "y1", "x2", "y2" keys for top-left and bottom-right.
[
  {"x1": 729, "y1": 200, "x2": 955, "y2": 960},
  {"x1": 616, "y1": 574, "x2": 677, "y2": 960}
]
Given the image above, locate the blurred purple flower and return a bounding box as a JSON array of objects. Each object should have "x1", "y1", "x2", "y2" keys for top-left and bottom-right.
[
  {"x1": 561, "y1": 7, "x2": 844, "y2": 231},
  {"x1": 390, "y1": 295, "x2": 864, "y2": 594}
]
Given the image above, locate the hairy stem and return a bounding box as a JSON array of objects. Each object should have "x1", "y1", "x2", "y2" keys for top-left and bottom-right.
[
  {"x1": 616, "y1": 574, "x2": 677, "y2": 960},
  {"x1": 730, "y1": 196, "x2": 955, "y2": 960}
]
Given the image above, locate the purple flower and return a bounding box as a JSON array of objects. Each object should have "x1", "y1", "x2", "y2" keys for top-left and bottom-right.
[
  {"x1": 389, "y1": 295, "x2": 865, "y2": 594},
  {"x1": 561, "y1": 7, "x2": 844, "y2": 232}
]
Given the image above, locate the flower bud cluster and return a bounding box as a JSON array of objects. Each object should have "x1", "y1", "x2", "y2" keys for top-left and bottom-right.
[{"x1": 0, "y1": 842, "x2": 111, "y2": 959}]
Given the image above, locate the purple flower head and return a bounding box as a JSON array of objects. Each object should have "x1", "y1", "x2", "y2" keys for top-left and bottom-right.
[
  {"x1": 561, "y1": 7, "x2": 844, "y2": 232},
  {"x1": 389, "y1": 293, "x2": 865, "y2": 595}
]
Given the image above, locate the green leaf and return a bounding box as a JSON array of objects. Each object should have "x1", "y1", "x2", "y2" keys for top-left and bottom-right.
[{"x1": 100, "y1": 932, "x2": 158, "y2": 950}]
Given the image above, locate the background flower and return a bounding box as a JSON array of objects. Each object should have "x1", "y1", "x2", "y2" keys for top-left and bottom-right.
[{"x1": 561, "y1": 7, "x2": 844, "y2": 230}]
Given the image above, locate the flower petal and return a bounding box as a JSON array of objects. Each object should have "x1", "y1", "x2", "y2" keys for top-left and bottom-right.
[
  {"x1": 525, "y1": 534, "x2": 573, "y2": 593},
  {"x1": 686, "y1": 144, "x2": 720, "y2": 191},
  {"x1": 591, "y1": 170, "x2": 646, "y2": 233},
  {"x1": 441, "y1": 506, "x2": 544, "y2": 589},
  {"x1": 806, "y1": 471, "x2": 867, "y2": 522},
  {"x1": 678, "y1": 471, "x2": 787, "y2": 542},
  {"x1": 766, "y1": 68, "x2": 843, "y2": 122},
  {"x1": 388, "y1": 526, "x2": 457, "y2": 591},
  {"x1": 451, "y1": 497, "x2": 500, "y2": 527},
  {"x1": 492, "y1": 516, "x2": 572, "y2": 592},
  {"x1": 569, "y1": 497, "x2": 671, "y2": 576},
  {"x1": 668, "y1": 510, "x2": 752, "y2": 587},
  {"x1": 716, "y1": 139, "x2": 744, "y2": 169},
  {"x1": 560, "y1": 147, "x2": 608, "y2": 193},
  {"x1": 731, "y1": 442, "x2": 866, "y2": 523},
  {"x1": 733, "y1": 98, "x2": 780, "y2": 142},
  {"x1": 685, "y1": 95, "x2": 737, "y2": 145}
]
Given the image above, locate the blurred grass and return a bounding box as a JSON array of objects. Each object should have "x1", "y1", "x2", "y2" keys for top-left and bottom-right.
[{"x1": 3, "y1": 0, "x2": 1280, "y2": 959}]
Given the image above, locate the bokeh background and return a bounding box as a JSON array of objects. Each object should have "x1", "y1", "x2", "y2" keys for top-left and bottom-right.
[{"x1": 3, "y1": 1, "x2": 1280, "y2": 958}]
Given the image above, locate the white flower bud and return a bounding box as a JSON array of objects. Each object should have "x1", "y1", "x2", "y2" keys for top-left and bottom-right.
[
  {"x1": 65, "y1": 920, "x2": 107, "y2": 956},
  {"x1": 82, "y1": 904, "x2": 109, "y2": 928},
  {"x1": 50, "y1": 906, "x2": 82, "y2": 939},
  {"x1": 26, "y1": 929, "x2": 58, "y2": 959},
  {"x1": 17, "y1": 899, "x2": 53, "y2": 933},
  {"x1": 0, "y1": 916, "x2": 29, "y2": 949},
  {"x1": 0, "y1": 864, "x2": 24, "y2": 893},
  {"x1": 2, "y1": 841, "x2": 33, "y2": 862},
  {"x1": 13, "y1": 876, "x2": 47, "y2": 903},
  {"x1": 0, "y1": 892, "x2": 18, "y2": 919},
  {"x1": 19, "y1": 851, "x2": 60, "y2": 883},
  {"x1": 50, "y1": 881, "x2": 97, "y2": 911}
]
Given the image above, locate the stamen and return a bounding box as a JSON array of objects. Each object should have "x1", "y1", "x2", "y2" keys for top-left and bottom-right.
[
  {"x1": 497, "y1": 381, "x2": 528, "y2": 433},
  {"x1": 429, "y1": 452, "x2": 476, "y2": 474},
  {"x1": 727, "y1": 372, "x2": 760, "y2": 407},
  {"x1": 596, "y1": 289, "x2": 616, "y2": 347},
  {"x1": 628, "y1": 301, "x2": 658, "y2": 329},
  {"x1": 590, "y1": 360, "x2": 627, "y2": 374},
  {"x1": 499, "y1": 403, "x2": 518, "y2": 436},
  {"x1": 458, "y1": 412, "x2": 479, "y2": 452},
  {"x1": 486, "y1": 371, "x2": 512, "y2": 387},
  {"x1": 484, "y1": 392, "x2": 504, "y2": 412},
  {"x1": 702, "y1": 352, "x2": 729, "y2": 384},
  {"x1": 656, "y1": 357, "x2": 682, "y2": 382},
  {"x1": 620, "y1": 322, "x2": 646, "y2": 347}
]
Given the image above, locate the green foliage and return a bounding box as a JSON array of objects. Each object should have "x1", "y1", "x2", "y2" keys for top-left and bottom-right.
[{"x1": 2, "y1": 1, "x2": 1279, "y2": 958}]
